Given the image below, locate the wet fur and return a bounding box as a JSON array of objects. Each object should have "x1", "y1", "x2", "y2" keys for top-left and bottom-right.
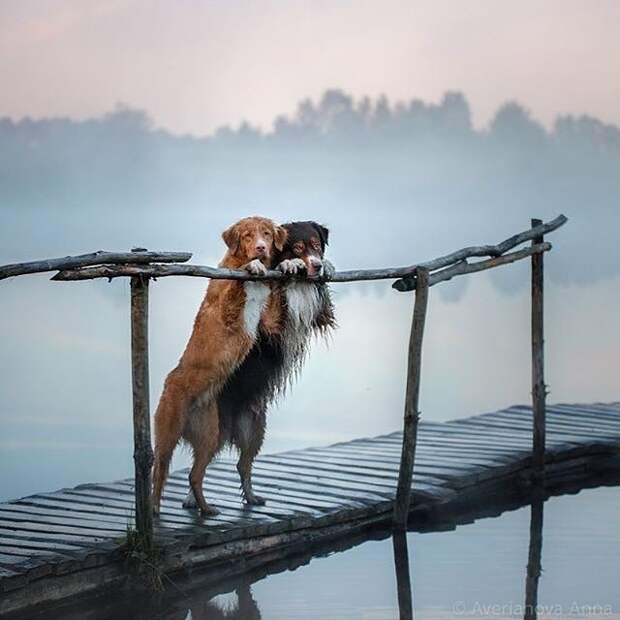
[
  {"x1": 151, "y1": 216, "x2": 286, "y2": 516},
  {"x1": 217, "y1": 221, "x2": 336, "y2": 505}
]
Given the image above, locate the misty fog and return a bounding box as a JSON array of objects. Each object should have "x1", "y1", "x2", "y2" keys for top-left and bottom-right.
[{"x1": 1, "y1": 90, "x2": 618, "y2": 501}]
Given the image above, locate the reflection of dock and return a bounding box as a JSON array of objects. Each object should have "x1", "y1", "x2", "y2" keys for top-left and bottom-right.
[{"x1": 2, "y1": 401, "x2": 620, "y2": 614}]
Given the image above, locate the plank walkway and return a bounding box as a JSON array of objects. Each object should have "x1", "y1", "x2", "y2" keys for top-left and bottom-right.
[{"x1": 2, "y1": 401, "x2": 620, "y2": 615}]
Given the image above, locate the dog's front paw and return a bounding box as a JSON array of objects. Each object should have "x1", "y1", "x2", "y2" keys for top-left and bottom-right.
[
  {"x1": 245, "y1": 259, "x2": 267, "y2": 276},
  {"x1": 321, "y1": 259, "x2": 336, "y2": 279},
  {"x1": 278, "y1": 258, "x2": 306, "y2": 275}
]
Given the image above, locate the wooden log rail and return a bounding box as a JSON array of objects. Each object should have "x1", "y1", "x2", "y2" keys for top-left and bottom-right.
[
  {"x1": 0, "y1": 250, "x2": 192, "y2": 281},
  {"x1": 0, "y1": 215, "x2": 567, "y2": 541}
]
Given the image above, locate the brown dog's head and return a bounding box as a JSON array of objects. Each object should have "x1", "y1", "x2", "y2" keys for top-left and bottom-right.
[
  {"x1": 222, "y1": 216, "x2": 287, "y2": 266},
  {"x1": 279, "y1": 221, "x2": 329, "y2": 276}
]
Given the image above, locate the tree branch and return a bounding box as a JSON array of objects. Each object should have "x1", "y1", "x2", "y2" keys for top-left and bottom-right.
[
  {"x1": 50, "y1": 214, "x2": 564, "y2": 284},
  {"x1": 0, "y1": 250, "x2": 192, "y2": 281},
  {"x1": 393, "y1": 242, "x2": 552, "y2": 292},
  {"x1": 391, "y1": 215, "x2": 566, "y2": 290},
  {"x1": 51, "y1": 243, "x2": 552, "y2": 288}
]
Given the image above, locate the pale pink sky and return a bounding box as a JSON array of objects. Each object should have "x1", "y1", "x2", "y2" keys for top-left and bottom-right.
[{"x1": 1, "y1": 0, "x2": 619, "y2": 136}]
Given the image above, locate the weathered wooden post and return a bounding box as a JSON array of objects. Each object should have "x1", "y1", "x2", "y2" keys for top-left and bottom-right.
[
  {"x1": 394, "y1": 267, "x2": 429, "y2": 529},
  {"x1": 130, "y1": 259, "x2": 154, "y2": 546},
  {"x1": 531, "y1": 219, "x2": 546, "y2": 479},
  {"x1": 392, "y1": 531, "x2": 414, "y2": 620}
]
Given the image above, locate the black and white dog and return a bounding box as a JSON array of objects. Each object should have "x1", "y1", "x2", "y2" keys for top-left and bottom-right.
[{"x1": 216, "y1": 221, "x2": 336, "y2": 505}]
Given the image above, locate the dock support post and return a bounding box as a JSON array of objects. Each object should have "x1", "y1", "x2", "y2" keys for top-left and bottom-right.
[
  {"x1": 130, "y1": 272, "x2": 154, "y2": 547},
  {"x1": 531, "y1": 219, "x2": 546, "y2": 480},
  {"x1": 394, "y1": 267, "x2": 429, "y2": 530}
]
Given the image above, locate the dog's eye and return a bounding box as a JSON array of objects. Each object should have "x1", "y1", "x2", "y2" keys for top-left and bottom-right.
[{"x1": 263, "y1": 230, "x2": 272, "y2": 237}]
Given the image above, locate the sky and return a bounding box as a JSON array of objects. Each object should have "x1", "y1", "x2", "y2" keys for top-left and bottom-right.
[{"x1": 1, "y1": 0, "x2": 620, "y2": 135}]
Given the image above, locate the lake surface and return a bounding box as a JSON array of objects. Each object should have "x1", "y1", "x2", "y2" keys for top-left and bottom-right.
[
  {"x1": 2, "y1": 271, "x2": 620, "y2": 504},
  {"x1": 27, "y1": 484, "x2": 620, "y2": 620}
]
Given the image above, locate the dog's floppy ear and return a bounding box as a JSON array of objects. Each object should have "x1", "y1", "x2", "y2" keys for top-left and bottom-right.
[
  {"x1": 312, "y1": 222, "x2": 329, "y2": 249},
  {"x1": 222, "y1": 223, "x2": 240, "y2": 254},
  {"x1": 274, "y1": 225, "x2": 288, "y2": 251}
]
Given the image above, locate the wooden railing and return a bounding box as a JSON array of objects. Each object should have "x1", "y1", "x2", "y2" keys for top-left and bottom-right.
[{"x1": 0, "y1": 214, "x2": 567, "y2": 541}]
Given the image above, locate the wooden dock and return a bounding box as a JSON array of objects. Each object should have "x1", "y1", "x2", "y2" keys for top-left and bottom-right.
[{"x1": 2, "y1": 401, "x2": 620, "y2": 615}]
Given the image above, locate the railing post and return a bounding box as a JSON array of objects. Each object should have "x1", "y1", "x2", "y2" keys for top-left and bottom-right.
[
  {"x1": 531, "y1": 218, "x2": 546, "y2": 480},
  {"x1": 130, "y1": 269, "x2": 154, "y2": 546},
  {"x1": 394, "y1": 267, "x2": 429, "y2": 529}
]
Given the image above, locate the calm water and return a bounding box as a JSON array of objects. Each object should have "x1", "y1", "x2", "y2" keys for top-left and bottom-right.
[{"x1": 27, "y1": 485, "x2": 620, "y2": 620}]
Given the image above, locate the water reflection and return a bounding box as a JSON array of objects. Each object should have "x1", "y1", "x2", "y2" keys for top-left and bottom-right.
[
  {"x1": 387, "y1": 490, "x2": 547, "y2": 620},
  {"x1": 524, "y1": 494, "x2": 544, "y2": 620},
  {"x1": 392, "y1": 531, "x2": 413, "y2": 620},
  {"x1": 28, "y1": 483, "x2": 620, "y2": 620},
  {"x1": 182, "y1": 581, "x2": 261, "y2": 620}
]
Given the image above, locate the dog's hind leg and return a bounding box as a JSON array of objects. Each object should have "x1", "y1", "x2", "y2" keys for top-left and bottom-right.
[
  {"x1": 152, "y1": 444, "x2": 174, "y2": 516},
  {"x1": 184, "y1": 400, "x2": 220, "y2": 516},
  {"x1": 236, "y1": 406, "x2": 267, "y2": 506},
  {"x1": 152, "y1": 378, "x2": 187, "y2": 515}
]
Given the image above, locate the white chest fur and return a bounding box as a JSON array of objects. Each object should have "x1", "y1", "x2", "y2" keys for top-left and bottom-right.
[
  {"x1": 285, "y1": 282, "x2": 321, "y2": 330},
  {"x1": 243, "y1": 281, "x2": 271, "y2": 337}
]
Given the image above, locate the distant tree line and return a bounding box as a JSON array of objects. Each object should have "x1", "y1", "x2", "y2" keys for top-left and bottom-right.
[{"x1": 1, "y1": 90, "x2": 619, "y2": 287}]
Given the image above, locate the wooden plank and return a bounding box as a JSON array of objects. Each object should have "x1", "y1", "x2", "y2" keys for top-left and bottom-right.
[
  {"x1": 208, "y1": 463, "x2": 400, "y2": 499},
  {"x1": 365, "y1": 430, "x2": 535, "y2": 450},
  {"x1": 0, "y1": 504, "x2": 136, "y2": 528},
  {"x1": 479, "y1": 411, "x2": 619, "y2": 438},
  {"x1": 253, "y1": 454, "x2": 449, "y2": 490},
  {"x1": 0, "y1": 538, "x2": 86, "y2": 553},
  {"x1": 202, "y1": 465, "x2": 391, "y2": 504},
  {"x1": 545, "y1": 406, "x2": 620, "y2": 427},
  {"x1": 417, "y1": 427, "x2": 537, "y2": 447},
  {"x1": 463, "y1": 415, "x2": 618, "y2": 443},
  {"x1": 319, "y1": 441, "x2": 515, "y2": 466},
  {"x1": 144, "y1": 480, "x2": 325, "y2": 517},
  {"x1": 515, "y1": 405, "x2": 620, "y2": 428},
  {"x1": 63, "y1": 487, "x2": 268, "y2": 525},
  {"x1": 302, "y1": 447, "x2": 488, "y2": 472},
  {"x1": 93, "y1": 481, "x2": 307, "y2": 521},
  {"x1": 0, "y1": 548, "x2": 67, "y2": 563},
  {"x1": 0, "y1": 554, "x2": 33, "y2": 564},
  {"x1": 558, "y1": 403, "x2": 620, "y2": 417},
  {"x1": 0, "y1": 521, "x2": 117, "y2": 544},
  {"x1": 268, "y1": 449, "x2": 480, "y2": 482},
  {"x1": 521, "y1": 403, "x2": 620, "y2": 424},
  {"x1": 164, "y1": 472, "x2": 355, "y2": 511},
  {"x1": 0, "y1": 509, "x2": 127, "y2": 534},
  {"x1": 14, "y1": 496, "x2": 203, "y2": 528},
  {"x1": 0, "y1": 567, "x2": 27, "y2": 592},
  {"x1": 227, "y1": 459, "x2": 402, "y2": 491},
  {"x1": 420, "y1": 420, "x2": 535, "y2": 438},
  {"x1": 502, "y1": 408, "x2": 620, "y2": 434}
]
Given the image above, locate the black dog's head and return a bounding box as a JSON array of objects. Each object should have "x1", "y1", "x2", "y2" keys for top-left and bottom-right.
[{"x1": 278, "y1": 221, "x2": 329, "y2": 276}]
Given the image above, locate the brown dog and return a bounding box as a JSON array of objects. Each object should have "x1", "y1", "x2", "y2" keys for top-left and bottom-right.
[{"x1": 152, "y1": 216, "x2": 287, "y2": 516}]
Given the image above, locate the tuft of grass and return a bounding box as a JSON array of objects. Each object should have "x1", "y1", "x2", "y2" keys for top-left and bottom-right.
[{"x1": 120, "y1": 524, "x2": 164, "y2": 592}]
